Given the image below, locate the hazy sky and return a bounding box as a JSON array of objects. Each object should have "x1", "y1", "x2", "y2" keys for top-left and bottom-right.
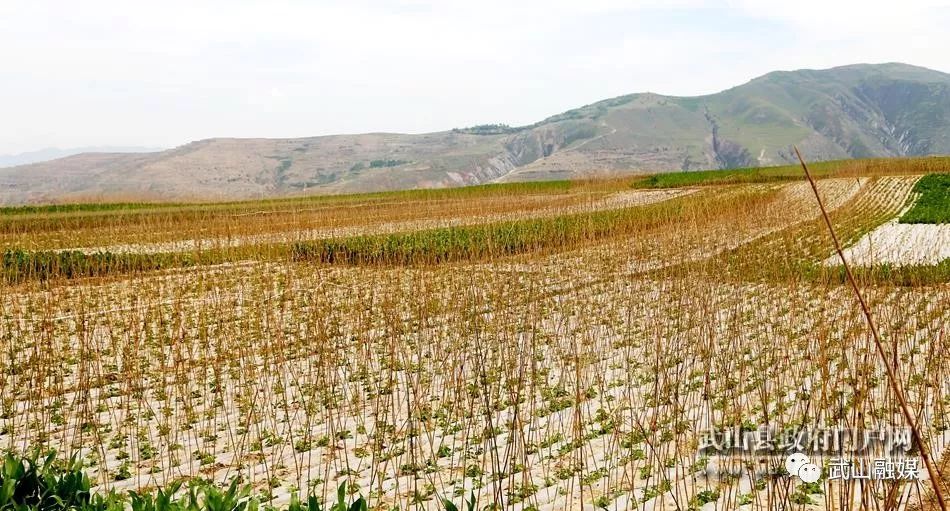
[{"x1": 2, "y1": 0, "x2": 949, "y2": 154}]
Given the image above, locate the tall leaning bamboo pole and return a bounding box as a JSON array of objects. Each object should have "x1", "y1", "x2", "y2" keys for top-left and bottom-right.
[{"x1": 794, "y1": 146, "x2": 946, "y2": 511}]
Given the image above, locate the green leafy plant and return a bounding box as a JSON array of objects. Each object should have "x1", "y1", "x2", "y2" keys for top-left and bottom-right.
[{"x1": 900, "y1": 173, "x2": 950, "y2": 223}]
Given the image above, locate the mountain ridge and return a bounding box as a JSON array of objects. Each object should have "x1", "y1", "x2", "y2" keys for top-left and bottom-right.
[
  {"x1": 0, "y1": 146, "x2": 164, "y2": 169},
  {"x1": 2, "y1": 62, "x2": 949, "y2": 205}
]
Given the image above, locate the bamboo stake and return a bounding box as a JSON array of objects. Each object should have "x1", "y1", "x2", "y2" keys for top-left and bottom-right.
[{"x1": 794, "y1": 146, "x2": 946, "y2": 511}]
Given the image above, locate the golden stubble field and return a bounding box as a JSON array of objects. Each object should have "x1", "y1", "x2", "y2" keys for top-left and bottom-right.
[{"x1": 1, "y1": 168, "x2": 947, "y2": 510}]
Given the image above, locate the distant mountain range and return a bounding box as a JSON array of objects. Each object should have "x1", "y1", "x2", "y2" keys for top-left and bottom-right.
[
  {"x1": 2, "y1": 63, "x2": 949, "y2": 205},
  {"x1": 0, "y1": 146, "x2": 163, "y2": 169}
]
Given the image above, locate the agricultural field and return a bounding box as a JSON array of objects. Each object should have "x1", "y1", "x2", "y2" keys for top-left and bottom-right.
[
  {"x1": 832, "y1": 173, "x2": 950, "y2": 266},
  {"x1": 0, "y1": 158, "x2": 948, "y2": 510}
]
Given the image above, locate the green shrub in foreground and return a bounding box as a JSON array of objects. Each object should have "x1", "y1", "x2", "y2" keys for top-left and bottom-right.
[{"x1": 0, "y1": 450, "x2": 479, "y2": 511}]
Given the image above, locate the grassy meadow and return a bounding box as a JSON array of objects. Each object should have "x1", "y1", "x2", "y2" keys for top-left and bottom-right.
[{"x1": 0, "y1": 157, "x2": 948, "y2": 510}]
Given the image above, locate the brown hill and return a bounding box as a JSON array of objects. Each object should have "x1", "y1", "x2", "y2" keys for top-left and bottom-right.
[{"x1": 3, "y1": 63, "x2": 949, "y2": 205}]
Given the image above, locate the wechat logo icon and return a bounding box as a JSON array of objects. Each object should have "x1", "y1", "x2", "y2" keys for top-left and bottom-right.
[{"x1": 785, "y1": 453, "x2": 821, "y2": 483}]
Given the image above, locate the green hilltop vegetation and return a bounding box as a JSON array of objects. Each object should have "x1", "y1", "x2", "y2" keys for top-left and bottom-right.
[{"x1": 452, "y1": 123, "x2": 525, "y2": 135}]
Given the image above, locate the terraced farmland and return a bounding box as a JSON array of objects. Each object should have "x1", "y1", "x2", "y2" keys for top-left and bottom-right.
[{"x1": 1, "y1": 160, "x2": 948, "y2": 510}]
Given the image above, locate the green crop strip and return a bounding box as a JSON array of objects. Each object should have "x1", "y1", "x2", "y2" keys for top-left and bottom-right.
[
  {"x1": 1, "y1": 249, "x2": 208, "y2": 284},
  {"x1": 899, "y1": 173, "x2": 950, "y2": 224},
  {"x1": 287, "y1": 190, "x2": 734, "y2": 265},
  {"x1": 2, "y1": 189, "x2": 747, "y2": 282},
  {"x1": 632, "y1": 157, "x2": 950, "y2": 189},
  {"x1": 632, "y1": 165, "x2": 819, "y2": 189}
]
